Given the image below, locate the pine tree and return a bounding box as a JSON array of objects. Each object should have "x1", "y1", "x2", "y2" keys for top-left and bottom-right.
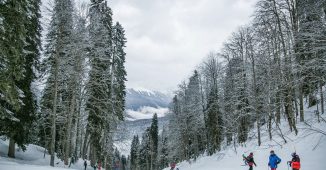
[
  {"x1": 41, "y1": 0, "x2": 75, "y2": 166},
  {"x1": 86, "y1": 0, "x2": 113, "y2": 161},
  {"x1": 111, "y1": 22, "x2": 127, "y2": 120},
  {"x1": 206, "y1": 86, "x2": 222, "y2": 154},
  {"x1": 0, "y1": 0, "x2": 41, "y2": 158},
  {"x1": 158, "y1": 127, "x2": 169, "y2": 169},
  {"x1": 130, "y1": 135, "x2": 140, "y2": 170},
  {"x1": 0, "y1": 0, "x2": 27, "y2": 121},
  {"x1": 150, "y1": 113, "x2": 158, "y2": 169}
]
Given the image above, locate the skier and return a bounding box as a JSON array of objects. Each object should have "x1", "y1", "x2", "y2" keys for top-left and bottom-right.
[
  {"x1": 268, "y1": 150, "x2": 281, "y2": 170},
  {"x1": 84, "y1": 160, "x2": 87, "y2": 170},
  {"x1": 98, "y1": 161, "x2": 102, "y2": 170},
  {"x1": 170, "y1": 161, "x2": 176, "y2": 170},
  {"x1": 243, "y1": 152, "x2": 257, "y2": 170},
  {"x1": 93, "y1": 162, "x2": 97, "y2": 170},
  {"x1": 287, "y1": 152, "x2": 300, "y2": 170}
]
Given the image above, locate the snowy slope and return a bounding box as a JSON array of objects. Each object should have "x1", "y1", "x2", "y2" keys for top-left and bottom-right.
[
  {"x1": 0, "y1": 139, "x2": 97, "y2": 170},
  {"x1": 164, "y1": 105, "x2": 326, "y2": 170}
]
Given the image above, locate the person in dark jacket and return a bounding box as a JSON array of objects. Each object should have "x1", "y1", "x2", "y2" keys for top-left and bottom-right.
[
  {"x1": 243, "y1": 152, "x2": 257, "y2": 170},
  {"x1": 84, "y1": 160, "x2": 87, "y2": 170},
  {"x1": 288, "y1": 152, "x2": 300, "y2": 170},
  {"x1": 268, "y1": 150, "x2": 281, "y2": 170}
]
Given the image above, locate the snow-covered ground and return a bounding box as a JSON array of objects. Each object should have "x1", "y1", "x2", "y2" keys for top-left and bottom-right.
[
  {"x1": 164, "y1": 104, "x2": 326, "y2": 170},
  {"x1": 0, "y1": 139, "x2": 97, "y2": 170},
  {"x1": 1, "y1": 102, "x2": 325, "y2": 170}
]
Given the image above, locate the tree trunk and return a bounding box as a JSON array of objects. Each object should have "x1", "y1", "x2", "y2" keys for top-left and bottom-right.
[
  {"x1": 299, "y1": 86, "x2": 304, "y2": 121},
  {"x1": 50, "y1": 51, "x2": 59, "y2": 167},
  {"x1": 90, "y1": 144, "x2": 96, "y2": 167},
  {"x1": 8, "y1": 138, "x2": 15, "y2": 158},
  {"x1": 320, "y1": 82, "x2": 324, "y2": 115},
  {"x1": 294, "y1": 97, "x2": 298, "y2": 120},
  {"x1": 276, "y1": 91, "x2": 281, "y2": 124},
  {"x1": 268, "y1": 113, "x2": 272, "y2": 140},
  {"x1": 285, "y1": 88, "x2": 298, "y2": 135},
  {"x1": 82, "y1": 128, "x2": 89, "y2": 159},
  {"x1": 74, "y1": 101, "x2": 81, "y2": 158},
  {"x1": 251, "y1": 55, "x2": 261, "y2": 146},
  {"x1": 64, "y1": 90, "x2": 76, "y2": 165},
  {"x1": 309, "y1": 94, "x2": 317, "y2": 107}
]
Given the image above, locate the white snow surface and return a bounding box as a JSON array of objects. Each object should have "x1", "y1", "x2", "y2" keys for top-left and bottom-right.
[
  {"x1": 164, "y1": 104, "x2": 326, "y2": 170},
  {"x1": 0, "y1": 138, "x2": 99, "y2": 170}
]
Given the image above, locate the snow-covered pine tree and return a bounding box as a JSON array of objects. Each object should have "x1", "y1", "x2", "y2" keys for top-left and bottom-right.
[
  {"x1": 40, "y1": 0, "x2": 75, "y2": 166},
  {"x1": 167, "y1": 94, "x2": 186, "y2": 161},
  {"x1": 86, "y1": 0, "x2": 115, "y2": 165},
  {"x1": 71, "y1": 5, "x2": 89, "y2": 160},
  {"x1": 111, "y1": 22, "x2": 127, "y2": 121},
  {"x1": 149, "y1": 113, "x2": 158, "y2": 169},
  {"x1": 0, "y1": 0, "x2": 27, "y2": 121},
  {"x1": 0, "y1": 0, "x2": 41, "y2": 158},
  {"x1": 200, "y1": 53, "x2": 224, "y2": 154},
  {"x1": 130, "y1": 135, "x2": 140, "y2": 170},
  {"x1": 296, "y1": 0, "x2": 326, "y2": 115},
  {"x1": 139, "y1": 128, "x2": 151, "y2": 170},
  {"x1": 158, "y1": 126, "x2": 169, "y2": 169}
]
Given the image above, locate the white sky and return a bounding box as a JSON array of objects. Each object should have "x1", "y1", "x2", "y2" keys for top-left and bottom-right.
[
  {"x1": 106, "y1": 0, "x2": 259, "y2": 92},
  {"x1": 44, "y1": 0, "x2": 258, "y2": 92}
]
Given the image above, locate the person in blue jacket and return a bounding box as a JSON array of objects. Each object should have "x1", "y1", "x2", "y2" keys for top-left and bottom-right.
[{"x1": 268, "y1": 150, "x2": 281, "y2": 170}]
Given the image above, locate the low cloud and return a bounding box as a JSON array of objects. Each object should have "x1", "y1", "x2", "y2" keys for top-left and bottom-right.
[{"x1": 126, "y1": 106, "x2": 169, "y2": 121}]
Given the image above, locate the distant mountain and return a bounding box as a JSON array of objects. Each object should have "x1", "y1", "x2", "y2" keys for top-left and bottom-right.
[
  {"x1": 114, "y1": 88, "x2": 172, "y2": 155},
  {"x1": 115, "y1": 116, "x2": 170, "y2": 156},
  {"x1": 124, "y1": 88, "x2": 172, "y2": 121},
  {"x1": 125, "y1": 88, "x2": 171, "y2": 110}
]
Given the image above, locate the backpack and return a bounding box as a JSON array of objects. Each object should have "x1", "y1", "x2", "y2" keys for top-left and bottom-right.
[{"x1": 291, "y1": 155, "x2": 300, "y2": 169}]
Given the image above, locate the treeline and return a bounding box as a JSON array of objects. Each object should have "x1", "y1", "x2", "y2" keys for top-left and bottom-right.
[
  {"x1": 0, "y1": 0, "x2": 127, "y2": 169},
  {"x1": 129, "y1": 114, "x2": 168, "y2": 170},
  {"x1": 131, "y1": 0, "x2": 326, "y2": 168}
]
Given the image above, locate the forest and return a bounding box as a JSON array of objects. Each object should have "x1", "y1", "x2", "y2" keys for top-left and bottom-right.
[
  {"x1": 1, "y1": 0, "x2": 326, "y2": 170},
  {"x1": 129, "y1": 0, "x2": 326, "y2": 170},
  {"x1": 1, "y1": 0, "x2": 127, "y2": 169}
]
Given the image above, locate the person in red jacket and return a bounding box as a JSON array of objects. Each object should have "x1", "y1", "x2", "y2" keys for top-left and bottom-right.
[
  {"x1": 288, "y1": 152, "x2": 300, "y2": 170},
  {"x1": 170, "y1": 162, "x2": 176, "y2": 170},
  {"x1": 243, "y1": 152, "x2": 257, "y2": 170},
  {"x1": 98, "y1": 161, "x2": 101, "y2": 170}
]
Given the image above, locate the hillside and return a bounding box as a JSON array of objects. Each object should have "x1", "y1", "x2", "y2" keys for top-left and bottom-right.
[
  {"x1": 163, "y1": 104, "x2": 326, "y2": 170},
  {"x1": 0, "y1": 138, "x2": 92, "y2": 170}
]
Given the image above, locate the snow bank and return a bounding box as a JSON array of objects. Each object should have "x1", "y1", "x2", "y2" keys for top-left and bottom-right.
[{"x1": 0, "y1": 139, "x2": 97, "y2": 170}]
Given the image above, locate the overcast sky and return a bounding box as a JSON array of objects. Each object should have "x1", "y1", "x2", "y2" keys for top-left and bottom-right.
[
  {"x1": 45, "y1": 0, "x2": 257, "y2": 92},
  {"x1": 103, "y1": 0, "x2": 259, "y2": 92}
]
